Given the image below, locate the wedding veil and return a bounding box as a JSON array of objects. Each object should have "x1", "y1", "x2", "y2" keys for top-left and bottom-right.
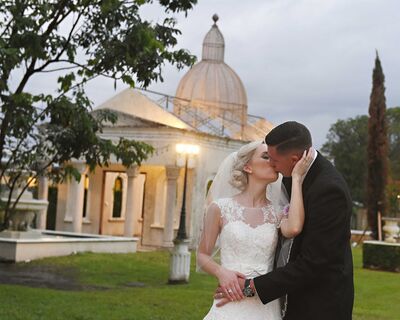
[
  {"x1": 205, "y1": 142, "x2": 289, "y2": 215},
  {"x1": 196, "y1": 141, "x2": 290, "y2": 272}
]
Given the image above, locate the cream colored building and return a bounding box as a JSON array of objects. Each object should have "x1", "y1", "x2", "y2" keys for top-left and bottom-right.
[{"x1": 51, "y1": 15, "x2": 274, "y2": 248}]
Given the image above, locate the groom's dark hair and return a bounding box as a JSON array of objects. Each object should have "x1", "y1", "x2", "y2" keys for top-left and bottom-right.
[{"x1": 265, "y1": 121, "x2": 312, "y2": 154}]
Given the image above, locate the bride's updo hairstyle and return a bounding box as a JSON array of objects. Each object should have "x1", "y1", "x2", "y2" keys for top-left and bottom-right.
[{"x1": 229, "y1": 141, "x2": 262, "y2": 190}]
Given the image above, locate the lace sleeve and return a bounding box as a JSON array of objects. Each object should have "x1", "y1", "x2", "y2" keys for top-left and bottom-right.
[
  {"x1": 212, "y1": 199, "x2": 225, "y2": 222},
  {"x1": 196, "y1": 201, "x2": 222, "y2": 272},
  {"x1": 276, "y1": 204, "x2": 290, "y2": 228},
  {"x1": 213, "y1": 198, "x2": 238, "y2": 226}
]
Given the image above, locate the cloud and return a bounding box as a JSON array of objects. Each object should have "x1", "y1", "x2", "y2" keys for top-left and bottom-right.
[
  {"x1": 142, "y1": 0, "x2": 400, "y2": 148},
  {"x1": 11, "y1": 0, "x2": 400, "y2": 149}
]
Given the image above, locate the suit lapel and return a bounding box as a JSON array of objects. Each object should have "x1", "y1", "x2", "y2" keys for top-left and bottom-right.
[{"x1": 284, "y1": 152, "x2": 324, "y2": 262}]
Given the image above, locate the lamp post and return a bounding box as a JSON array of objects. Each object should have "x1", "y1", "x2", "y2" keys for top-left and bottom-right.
[
  {"x1": 168, "y1": 143, "x2": 199, "y2": 284},
  {"x1": 175, "y1": 143, "x2": 199, "y2": 240}
]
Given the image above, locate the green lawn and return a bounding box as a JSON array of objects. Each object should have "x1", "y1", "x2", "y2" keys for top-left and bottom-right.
[{"x1": 0, "y1": 247, "x2": 398, "y2": 320}]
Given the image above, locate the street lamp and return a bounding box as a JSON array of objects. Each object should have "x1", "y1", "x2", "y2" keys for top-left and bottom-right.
[
  {"x1": 175, "y1": 143, "x2": 200, "y2": 240},
  {"x1": 168, "y1": 143, "x2": 199, "y2": 284}
]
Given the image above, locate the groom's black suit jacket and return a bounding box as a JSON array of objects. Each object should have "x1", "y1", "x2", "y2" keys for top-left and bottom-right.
[{"x1": 254, "y1": 153, "x2": 354, "y2": 320}]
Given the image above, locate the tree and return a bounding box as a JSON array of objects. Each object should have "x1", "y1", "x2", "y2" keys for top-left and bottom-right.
[
  {"x1": 321, "y1": 115, "x2": 368, "y2": 205},
  {"x1": 387, "y1": 107, "x2": 400, "y2": 180},
  {"x1": 0, "y1": 0, "x2": 197, "y2": 229},
  {"x1": 366, "y1": 52, "x2": 389, "y2": 239},
  {"x1": 322, "y1": 107, "x2": 400, "y2": 208}
]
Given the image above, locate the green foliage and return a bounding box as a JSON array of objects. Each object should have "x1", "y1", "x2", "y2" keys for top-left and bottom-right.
[
  {"x1": 387, "y1": 107, "x2": 400, "y2": 180},
  {"x1": 322, "y1": 115, "x2": 368, "y2": 204},
  {"x1": 367, "y1": 53, "x2": 389, "y2": 236},
  {"x1": 0, "y1": 249, "x2": 399, "y2": 320},
  {"x1": 363, "y1": 242, "x2": 400, "y2": 272},
  {"x1": 385, "y1": 182, "x2": 400, "y2": 217},
  {"x1": 0, "y1": 0, "x2": 197, "y2": 226},
  {"x1": 322, "y1": 107, "x2": 400, "y2": 208}
]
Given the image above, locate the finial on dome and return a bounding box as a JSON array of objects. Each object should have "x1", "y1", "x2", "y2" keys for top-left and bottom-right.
[
  {"x1": 212, "y1": 14, "x2": 219, "y2": 25},
  {"x1": 202, "y1": 13, "x2": 224, "y2": 62}
]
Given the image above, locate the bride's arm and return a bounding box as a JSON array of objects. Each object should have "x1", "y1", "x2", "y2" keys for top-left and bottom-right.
[
  {"x1": 197, "y1": 203, "x2": 222, "y2": 275},
  {"x1": 280, "y1": 149, "x2": 314, "y2": 238},
  {"x1": 197, "y1": 203, "x2": 245, "y2": 301}
]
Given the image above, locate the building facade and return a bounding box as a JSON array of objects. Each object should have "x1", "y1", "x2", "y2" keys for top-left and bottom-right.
[{"x1": 47, "y1": 15, "x2": 273, "y2": 248}]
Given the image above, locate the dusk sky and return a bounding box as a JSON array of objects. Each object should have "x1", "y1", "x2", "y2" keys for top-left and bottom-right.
[{"x1": 21, "y1": 0, "x2": 400, "y2": 148}]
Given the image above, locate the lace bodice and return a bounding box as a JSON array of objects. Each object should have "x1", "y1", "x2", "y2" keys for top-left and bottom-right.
[
  {"x1": 202, "y1": 197, "x2": 286, "y2": 320},
  {"x1": 214, "y1": 198, "x2": 286, "y2": 278}
]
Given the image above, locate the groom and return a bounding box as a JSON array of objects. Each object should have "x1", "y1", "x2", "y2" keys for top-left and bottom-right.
[{"x1": 216, "y1": 121, "x2": 354, "y2": 320}]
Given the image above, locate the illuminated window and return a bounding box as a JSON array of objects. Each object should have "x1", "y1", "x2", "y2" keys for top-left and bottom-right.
[{"x1": 112, "y1": 176, "x2": 123, "y2": 218}]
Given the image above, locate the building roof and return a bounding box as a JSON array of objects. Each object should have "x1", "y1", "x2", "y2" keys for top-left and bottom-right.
[
  {"x1": 94, "y1": 15, "x2": 274, "y2": 142},
  {"x1": 173, "y1": 15, "x2": 248, "y2": 138},
  {"x1": 95, "y1": 88, "x2": 193, "y2": 130}
]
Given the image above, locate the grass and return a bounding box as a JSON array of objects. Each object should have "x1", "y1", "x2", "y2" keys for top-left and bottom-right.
[
  {"x1": 0, "y1": 247, "x2": 399, "y2": 320},
  {"x1": 353, "y1": 248, "x2": 400, "y2": 320}
]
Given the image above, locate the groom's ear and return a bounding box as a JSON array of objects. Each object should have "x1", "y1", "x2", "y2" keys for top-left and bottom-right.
[{"x1": 290, "y1": 154, "x2": 301, "y2": 164}]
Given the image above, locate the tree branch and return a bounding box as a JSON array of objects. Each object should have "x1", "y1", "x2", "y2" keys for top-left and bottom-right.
[
  {"x1": 0, "y1": 136, "x2": 40, "y2": 183},
  {"x1": 0, "y1": 16, "x2": 14, "y2": 38},
  {"x1": 34, "y1": 10, "x2": 84, "y2": 74},
  {"x1": 0, "y1": 2, "x2": 77, "y2": 161},
  {"x1": 15, "y1": 1, "x2": 73, "y2": 95},
  {"x1": 2, "y1": 170, "x2": 22, "y2": 220},
  {"x1": 36, "y1": 65, "x2": 79, "y2": 73},
  {"x1": 9, "y1": 157, "x2": 55, "y2": 215}
]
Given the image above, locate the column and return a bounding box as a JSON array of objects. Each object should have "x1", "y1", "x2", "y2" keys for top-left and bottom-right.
[
  {"x1": 68, "y1": 162, "x2": 87, "y2": 233},
  {"x1": 124, "y1": 165, "x2": 139, "y2": 237},
  {"x1": 36, "y1": 175, "x2": 49, "y2": 229},
  {"x1": 163, "y1": 166, "x2": 180, "y2": 247}
]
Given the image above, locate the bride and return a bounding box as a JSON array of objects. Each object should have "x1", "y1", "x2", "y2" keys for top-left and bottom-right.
[{"x1": 197, "y1": 141, "x2": 314, "y2": 320}]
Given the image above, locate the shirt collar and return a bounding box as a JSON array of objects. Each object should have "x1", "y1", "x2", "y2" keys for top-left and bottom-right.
[{"x1": 304, "y1": 147, "x2": 318, "y2": 177}]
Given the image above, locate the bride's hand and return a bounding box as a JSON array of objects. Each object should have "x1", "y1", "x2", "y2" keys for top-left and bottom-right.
[
  {"x1": 215, "y1": 267, "x2": 246, "y2": 301},
  {"x1": 292, "y1": 147, "x2": 315, "y2": 180}
]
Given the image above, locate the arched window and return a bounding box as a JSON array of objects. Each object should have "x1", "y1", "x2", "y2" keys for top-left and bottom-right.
[{"x1": 112, "y1": 176, "x2": 123, "y2": 218}]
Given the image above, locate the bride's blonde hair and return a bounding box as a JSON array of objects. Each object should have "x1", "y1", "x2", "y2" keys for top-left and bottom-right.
[{"x1": 229, "y1": 141, "x2": 263, "y2": 190}]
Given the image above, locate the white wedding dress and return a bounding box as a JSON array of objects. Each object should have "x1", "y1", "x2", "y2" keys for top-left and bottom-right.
[{"x1": 203, "y1": 197, "x2": 284, "y2": 320}]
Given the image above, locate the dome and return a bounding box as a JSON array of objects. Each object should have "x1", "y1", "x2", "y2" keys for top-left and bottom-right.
[
  {"x1": 202, "y1": 14, "x2": 225, "y2": 62},
  {"x1": 174, "y1": 14, "x2": 248, "y2": 138}
]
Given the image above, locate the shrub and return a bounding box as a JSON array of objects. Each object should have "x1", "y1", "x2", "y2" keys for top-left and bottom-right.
[{"x1": 363, "y1": 241, "x2": 400, "y2": 272}]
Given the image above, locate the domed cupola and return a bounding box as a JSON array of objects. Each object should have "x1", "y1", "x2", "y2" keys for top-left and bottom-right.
[
  {"x1": 202, "y1": 14, "x2": 225, "y2": 62},
  {"x1": 174, "y1": 14, "x2": 248, "y2": 138}
]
